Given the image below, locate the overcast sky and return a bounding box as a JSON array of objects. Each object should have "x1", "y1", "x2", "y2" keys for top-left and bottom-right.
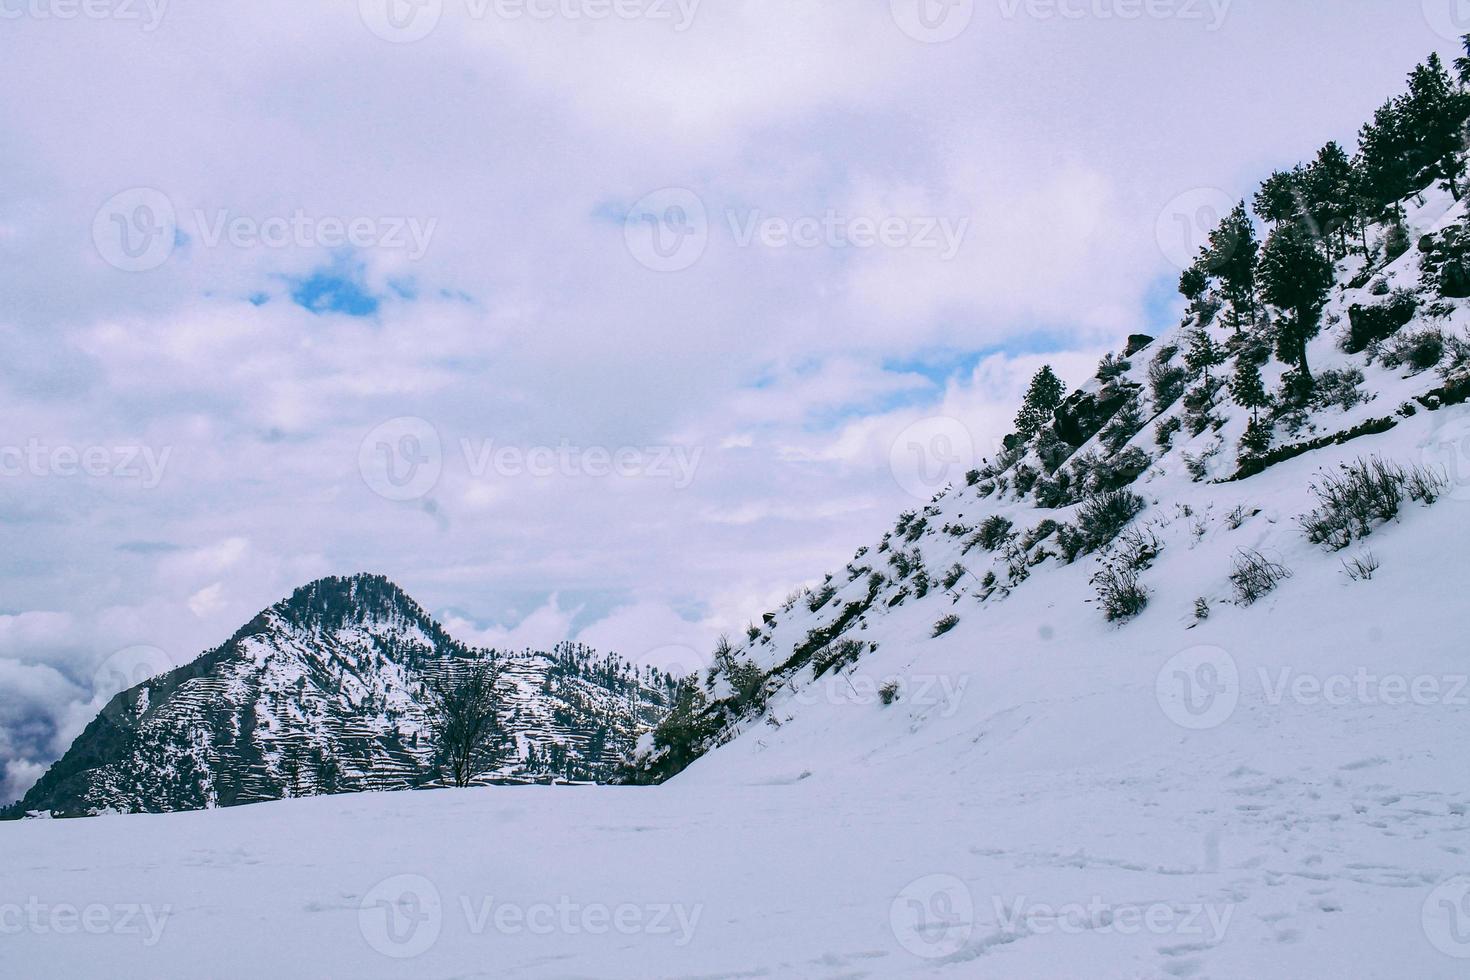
[{"x1": 0, "y1": 0, "x2": 1461, "y2": 802}]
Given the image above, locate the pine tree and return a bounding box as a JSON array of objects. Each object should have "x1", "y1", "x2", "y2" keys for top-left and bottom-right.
[
  {"x1": 1178, "y1": 262, "x2": 1209, "y2": 306},
  {"x1": 1402, "y1": 53, "x2": 1468, "y2": 200},
  {"x1": 1184, "y1": 326, "x2": 1225, "y2": 383},
  {"x1": 1358, "y1": 98, "x2": 1416, "y2": 221},
  {"x1": 1014, "y1": 365, "x2": 1066, "y2": 439},
  {"x1": 1303, "y1": 142, "x2": 1357, "y2": 257},
  {"x1": 1259, "y1": 222, "x2": 1334, "y2": 390},
  {"x1": 1229, "y1": 354, "x2": 1269, "y2": 422},
  {"x1": 1239, "y1": 416, "x2": 1273, "y2": 459},
  {"x1": 1206, "y1": 203, "x2": 1260, "y2": 331},
  {"x1": 1253, "y1": 169, "x2": 1304, "y2": 227}
]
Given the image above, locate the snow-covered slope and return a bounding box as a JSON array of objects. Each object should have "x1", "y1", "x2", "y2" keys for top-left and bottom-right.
[
  {"x1": 6, "y1": 575, "x2": 679, "y2": 817},
  {"x1": 10, "y1": 93, "x2": 1470, "y2": 980},
  {"x1": 6, "y1": 197, "x2": 1467, "y2": 977}
]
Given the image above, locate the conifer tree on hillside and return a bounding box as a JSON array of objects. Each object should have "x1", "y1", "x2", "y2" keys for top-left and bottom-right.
[
  {"x1": 1178, "y1": 261, "x2": 1209, "y2": 308},
  {"x1": 1254, "y1": 169, "x2": 1304, "y2": 227},
  {"x1": 1206, "y1": 203, "x2": 1260, "y2": 331},
  {"x1": 1358, "y1": 98, "x2": 1417, "y2": 221},
  {"x1": 1259, "y1": 222, "x2": 1334, "y2": 392},
  {"x1": 1304, "y1": 142, "x2": 1357, "y2": 257},
  {"x1": 1403, "y1": 52, "x2": 1468, "y2": 200},
  {"x1": 1229, "y1": 354, "x2": 1269, "y2": 423},
  {"x1": 1015, "y1": 366, "x2": 1066, "y2": 439},
  {"x1": 1184, "y1": 326, "x2": 1225, "y2": 383}
]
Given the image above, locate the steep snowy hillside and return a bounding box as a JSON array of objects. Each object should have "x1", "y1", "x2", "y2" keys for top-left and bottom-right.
[
  {"x1": 5, "y1": 575, "x2": 678, "y2": 817},
  {"x1": 631, "y1": 183, "x2": 1470, "y2": 788}
]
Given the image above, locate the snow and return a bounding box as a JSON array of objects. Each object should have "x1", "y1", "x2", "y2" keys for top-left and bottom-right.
[
  {"x1": 8, "y1": 171, "x2": 1470, "y2": 980},
  {"x1": 5, "y1": 397, "x2": 1469, "y2": 976}
]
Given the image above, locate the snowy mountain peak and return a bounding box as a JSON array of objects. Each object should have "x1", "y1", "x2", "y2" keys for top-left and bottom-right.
[{"x1": 5, "y1": 577, "x2": 678, "y2": 818}]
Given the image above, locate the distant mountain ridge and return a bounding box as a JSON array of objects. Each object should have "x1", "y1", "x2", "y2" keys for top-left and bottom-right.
[{"x1": 6, "y1": 574, "x2": 678, "y2": 817}]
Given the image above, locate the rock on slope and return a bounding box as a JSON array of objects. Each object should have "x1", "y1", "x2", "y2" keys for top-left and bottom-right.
[{"x1": 7, "y1": 574, "x2": 678, "y2": 817}]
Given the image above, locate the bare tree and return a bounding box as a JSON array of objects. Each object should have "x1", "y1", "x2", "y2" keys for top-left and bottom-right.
[{"x1": 424, "y1": 660, "x2": 503, "y2": 788}]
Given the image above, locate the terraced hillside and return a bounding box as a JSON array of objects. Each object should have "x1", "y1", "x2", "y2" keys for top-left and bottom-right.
[{"x1": 5, "y1": 575, "x2": 678, "y2": 817}]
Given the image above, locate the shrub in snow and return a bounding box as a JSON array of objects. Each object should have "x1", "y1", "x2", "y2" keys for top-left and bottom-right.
[
  {"x1": 973, "y1": 515, "x2": 1016, "y2": 552},
  {"x1": 931, "y1": 615, "x2": 960, "y2": 638},
  {"x1": 878, "y1": 682, "x2": 901, "y2": 706},
  {"x1": 1020, "y1": 519, "x2": 1060, "y2": 550},
  {"x1": 1155, "y1": 415, "x2": 1183, "y2": 449},
  {"x1": 1149, "y1": 346, "x2": 1189, "y2": 408},
  {"x1": 1440, "y1": 332, "x2": 1470, "y2": 380},
  {"x1": 1342, "y1": 551, "x2": 1381, "y2": 582},
  {"x1": 1114, "y1": 527, "x2": 1162, "y2": 571},
  {"x1": 941, "y1": 564, "x2": 967, "y2": 591},
  {"x1": 1090, "y1": 447, "x2": 1152, "y2": 491},
  {"x1": 808, "y1": 583, "x2": 837, "y2": 613},
  {"x1": 813, "y1": 639, "x2": 867, "y2": 678},
  {"x1": 1312, "y1": 368, "x2": 1366, "y2": 411},
  {"x1": 1055, "y1": 522, "x2": 1087, "y2": 563},
  {"x1": 1299, "y1": 457, "x2": 1448, "y2": 551},
  {"x1": 1096, "y1": 352, "x2": 1131, "y2": 382},
  {"x1": 1090, "y1": 560, "x2": 1148, "y2": 623},
  {"x1": 1013, "y1": 464, "x2": 1040, "y2": 496},
  {"x1": 1380, "y1": 327, "x2": 1446, "y2": 374},
  {"x1": 1230, "y1": 549, "x2": 1293, "y2": 605},
  {"x1": 1076, "y1": 490, "x2": 1147, "y2": 553}
]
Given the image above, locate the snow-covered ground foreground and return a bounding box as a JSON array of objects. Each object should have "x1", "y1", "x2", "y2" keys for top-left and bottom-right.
[{"x1": 6, "y1": 435, "x2": 1470, "y2": 978}]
